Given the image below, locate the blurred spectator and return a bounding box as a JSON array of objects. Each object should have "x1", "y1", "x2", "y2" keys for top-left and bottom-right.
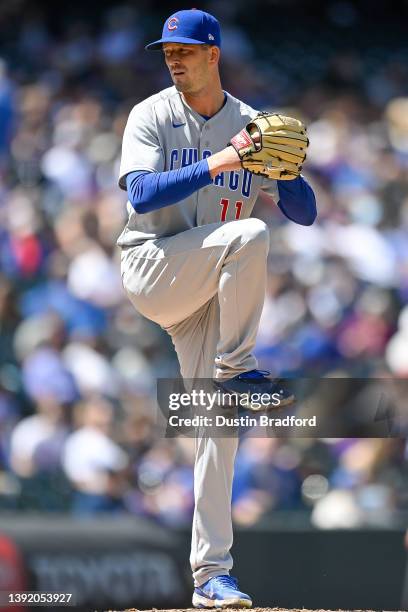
[
  {"x1": 63, "y1": 396, "x2": 128, "y2": 514},
  {"x1": 10, "y1": 398, "x2": 69, "y2": 479},
  {"x1": 8, "y1": 396, "x2": 71, "y2": 511}
]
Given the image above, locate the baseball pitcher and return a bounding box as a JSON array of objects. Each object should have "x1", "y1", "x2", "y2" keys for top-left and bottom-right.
[{"x1": 118, "y1": 9, "x2": 316, "y2": 608}]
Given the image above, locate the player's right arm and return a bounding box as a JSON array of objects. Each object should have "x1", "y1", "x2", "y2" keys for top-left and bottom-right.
[
  {"x1": 119, "y1": 102, "x2": 240, "y2": 214},
  {"x1": 124, "y1": 151, "x2": 240, "y2": 215},
  {"x1": 126, "y1": 148, "x2": 240, "y2": 214}
]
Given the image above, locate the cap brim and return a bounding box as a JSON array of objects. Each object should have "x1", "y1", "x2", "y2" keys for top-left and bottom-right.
[{"x1": 145, "y1": 37, "x2": 208, "y2": 50}]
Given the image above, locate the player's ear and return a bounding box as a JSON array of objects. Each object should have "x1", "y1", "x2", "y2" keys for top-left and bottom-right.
[{"x1": 208, "y1": 45, "x2": 220, "y2": 65}]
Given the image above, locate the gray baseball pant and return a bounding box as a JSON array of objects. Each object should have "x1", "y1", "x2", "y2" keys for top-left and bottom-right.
[{"x1": 121, "y1": 217, "x2": 269, "y2": 586}]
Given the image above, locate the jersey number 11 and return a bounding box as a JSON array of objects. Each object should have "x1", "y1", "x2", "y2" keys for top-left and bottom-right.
[{"x1": 220, "y1": 198, "x2": 243, "y2": 222}]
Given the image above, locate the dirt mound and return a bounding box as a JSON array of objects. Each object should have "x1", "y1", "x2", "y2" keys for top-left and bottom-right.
[{"x1": 103, "y1": 607, "x2": 381, "y2": 612}]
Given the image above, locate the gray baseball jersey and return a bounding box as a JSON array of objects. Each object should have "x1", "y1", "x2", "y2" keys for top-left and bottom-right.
[{"x1": 117, "y1": 85, "x2": 278, "y2": 246}]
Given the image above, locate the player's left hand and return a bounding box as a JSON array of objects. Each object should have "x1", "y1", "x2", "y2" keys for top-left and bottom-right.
[{"x1": 230, "y1": 112, "x2": 309, "y2": 180}]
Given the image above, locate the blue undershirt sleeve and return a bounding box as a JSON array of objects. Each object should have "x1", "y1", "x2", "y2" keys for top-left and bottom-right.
[
  {"x1": 277, "y1": 175, "x2": 317, "y2": 226},
  {"x1": 126, "y1": 159, "x2": 213, "y2": 214}
]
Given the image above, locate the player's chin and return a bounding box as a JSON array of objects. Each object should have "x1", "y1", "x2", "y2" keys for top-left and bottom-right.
[
  {"x1": 172, "y1": 77, "x2": 192, "y2": 92},
  {"x1": 173, "y1": 81, "x2": 186, "y2": 91}
]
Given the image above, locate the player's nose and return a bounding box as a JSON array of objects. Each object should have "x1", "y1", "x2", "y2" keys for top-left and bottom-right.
[{"x1": 170, "y1": 62, "x2": 184, "y2": 73}]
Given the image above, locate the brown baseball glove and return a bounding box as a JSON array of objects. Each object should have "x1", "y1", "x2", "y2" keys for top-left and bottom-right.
[{"x1": 230, "y1": 112, "x2": 309, "y2": 180}]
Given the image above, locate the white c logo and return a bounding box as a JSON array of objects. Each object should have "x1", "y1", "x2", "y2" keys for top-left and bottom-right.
[{"x1": 168, "y1": 17, "x2": 179, "y2": 30}]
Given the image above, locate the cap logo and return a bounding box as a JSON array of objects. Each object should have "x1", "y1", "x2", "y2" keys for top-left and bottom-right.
[
  {"x1": 167, "y1": 17, "x2": 179, "y2": 30},
  {"x1": 208, "y1": 33, "x2": 214, "y2": 40}
]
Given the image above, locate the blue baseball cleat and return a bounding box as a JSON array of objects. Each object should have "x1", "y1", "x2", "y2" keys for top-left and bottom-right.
[
  {"x1": 214, "y1": 369, "x2": 295, "y2": 412},
  {"x1": 192, "y1": 575, "x2": 252, "y2": 608}
]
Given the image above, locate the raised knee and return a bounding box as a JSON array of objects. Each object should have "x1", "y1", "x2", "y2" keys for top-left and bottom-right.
[{"x1": 242, "y1": 218, "x2": 270, "y2": 249}]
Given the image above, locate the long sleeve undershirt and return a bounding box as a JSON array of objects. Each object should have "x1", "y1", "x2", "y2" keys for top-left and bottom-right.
[
  {"x1": 126, "y1": 159, "x2": 212, "y2": 214},
  {"x1": 126, "y1": 163, "x2": 317, "y2": 226},
  {"x1": 276, "y1": 175, "x2": 317, "y2": 226}
]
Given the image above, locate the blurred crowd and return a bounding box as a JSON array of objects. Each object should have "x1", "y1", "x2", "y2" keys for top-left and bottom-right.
[{"x1": 0, "y1": 0, "x2": 408, "y2": 527}]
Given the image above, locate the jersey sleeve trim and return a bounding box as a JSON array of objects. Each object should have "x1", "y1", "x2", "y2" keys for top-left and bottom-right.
[{"x1": 119, "y1": 167, "x2": 159, "y2": 191}]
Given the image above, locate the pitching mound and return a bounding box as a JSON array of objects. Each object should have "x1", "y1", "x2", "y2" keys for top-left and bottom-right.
[{"x1": 103, "y1": 607, "x2": 381, "y2": 612}]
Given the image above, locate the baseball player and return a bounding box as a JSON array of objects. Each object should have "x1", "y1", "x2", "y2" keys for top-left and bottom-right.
[{"x1": 118, "y1": 9, "x2": 316, "y2": 608}]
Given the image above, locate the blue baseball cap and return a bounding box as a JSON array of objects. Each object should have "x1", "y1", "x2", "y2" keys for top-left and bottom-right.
[{"x1": 145, "y1": 9, "x2": 221, "y2": 51}]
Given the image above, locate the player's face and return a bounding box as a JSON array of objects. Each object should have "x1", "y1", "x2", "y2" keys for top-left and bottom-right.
[{"x1": 163, "y1": 43, "x2": 216, "y2": 94}]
